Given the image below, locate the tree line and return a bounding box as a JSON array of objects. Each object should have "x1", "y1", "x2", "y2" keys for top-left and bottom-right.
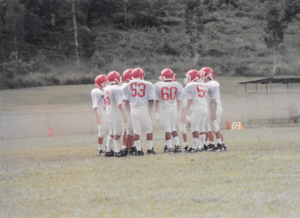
[{"x1": 0, "y1": 0, "x2": 300, "y2": 88}]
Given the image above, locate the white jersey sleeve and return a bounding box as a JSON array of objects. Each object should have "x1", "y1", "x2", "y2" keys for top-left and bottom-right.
[
  {"x1": 206, "y1": 80, "x2": 222, "y2": 107},
  {"x1": 91, "y1": 88, "x2": 104, "y2": 109}
]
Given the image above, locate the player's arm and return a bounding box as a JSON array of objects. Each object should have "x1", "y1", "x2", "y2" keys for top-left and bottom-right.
[
  {"x1": 210, "y1": 99, "x2": 217, "y2": 120},
  {"x1": 148, "y1": 99, "x2": 154, "y2": 118},
  {"x1": 155, "y1": 100, "x2": 160, "y2": 122},
  {"x1": 117, "y1": 104, "x2": 127, "y2": 123},
  {"x1": 93, "y1": 107, "x2": 101, "y2": 124},
  {"x1": 125, "y1": 100, "x2": 131, "y2": 116}
]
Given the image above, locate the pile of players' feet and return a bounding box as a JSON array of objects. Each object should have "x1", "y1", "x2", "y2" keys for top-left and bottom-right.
[{"x1": 99, "y1": 143, "x2": 227, "y2": 157}]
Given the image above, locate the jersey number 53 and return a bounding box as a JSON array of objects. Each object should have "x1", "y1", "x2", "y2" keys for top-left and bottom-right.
[{"x1": 130, "y1": 82, "x2": 146, "y2": 97}]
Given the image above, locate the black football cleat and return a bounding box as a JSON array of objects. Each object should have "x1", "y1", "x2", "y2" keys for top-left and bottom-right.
[
  {"x1": 163, "y1": 145, "x2": 168, "y2": 153},
  {"x1": 197, "y1": 148, "x2": 204, "y2": 152},
  {"x1": 187, "y1": 147, "x2": 197, "y2": 153},
  {"x1": 207, "y1": 144, "x2": 215, "y2": 152},
  {"x1": 123, "y1": 147, "x2": 129, "y2": 155},
  {"x1": 128, "y1": 146, "x2": 137, "y2": 155},
  {"x1": 222, "y1": 143, "x2": 227, "y2": 151},
  {"x1": 136, "y1": 149, "x2": 144, "y2": 156},
  {"x1": 203, "y1": 144, "x2": 208, "y2": 151},
  {"x1": 147, "y1": 148, "x2": 156, "y2": 154},
  {"x1": 98, "y1": 150, "x2": 105, "y2": 156},
  {"x1": 115, "y1": 150, "x2": 128, "y2": 157},
  {"x1": 174, "y1": 145, "x2": 182, "y2": 153},
  {"x1": 184, "y1": 145, "x2": 189, "y2": 152},
  {"x1": 167, "y1": 148, "x2": 174, "y2": 154},
  {"x1": 104, "y1": 150, "x2": 115, "y2": 157},
  {"x1": 210, "y1": 143, "x2": 223, "y2": 152}
]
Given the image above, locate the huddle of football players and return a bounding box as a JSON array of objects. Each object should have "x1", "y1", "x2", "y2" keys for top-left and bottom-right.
[{"x1": 91, "y1": 67, "x2": 227, "y2": 157}]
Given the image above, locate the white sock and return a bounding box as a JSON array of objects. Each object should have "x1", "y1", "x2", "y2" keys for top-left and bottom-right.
[
  {"x1": 199, "y1": 134, "x2": 206, "y2": 149},
  {"x1": 135, "y1": 140, "x2": 141, "y2": 151},
  {"x1": 184, "y1": 141, "x2": 188, "y2": 147},
  {"x1": 217, "y1": 138, "x2": 222, "y2": 144},
  {"x1": 114, "y1": 140, "x2": 120, "y2": 153},
  {"x1": 147, "y1": 140, "x2": 153, "y2": 150},
  {"x1": 173, "y1": 136, "x2": 179, "y2": 146},
  {"x1": 205, "y1": 141, "x2": 209, "y2": 146},
  {"x1": 209, "y1": 141, "x2": 214, "y2": 145},
  {"x1": 192, "y1": 138, "x2": 198, "y2": 149},
  {"x1": 106, "y1": 136, "x2": 113, "y2": 152},
  {"x1": 122, "y1": 145, "x2": 126, "y2": 149},
  {"x1": 166, "y1": 139, "x2": 172, "y2": 149},
  {"x1": 98, "y1": 144, "x2": 104, "y2": 151}
]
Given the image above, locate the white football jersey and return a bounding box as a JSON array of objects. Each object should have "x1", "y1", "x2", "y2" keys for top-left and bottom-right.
[
  {"x1": 91, "y1": 88, "x2": 105, "y2": 113},
  {"x1": 103, "y1": 84, "x2": 123, "y2": 122},
  {"x1": 123, "y1": 79, "x2": 155, "y2": 107},
  {"x1": 206, "y1": 80, "x2": 222, "y2": 107},
  {"x1": 185, "y1": 81, "x2": 208, "y2": 111},
  {"x1": 154, "y1": 81, "x2": 184, "y2": 107}
]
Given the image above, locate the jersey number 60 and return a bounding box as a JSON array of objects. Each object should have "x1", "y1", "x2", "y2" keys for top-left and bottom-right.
[{"x1": 161, "y1": 87, "x2": 177, "y2": 101}]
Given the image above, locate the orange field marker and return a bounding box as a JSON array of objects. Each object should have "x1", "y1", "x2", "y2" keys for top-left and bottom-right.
[
  {"x1": 48, "y1": 128, "x2": 53, "y2": 137},
  {"x1": 231, "y1": 122, "x2": 243, "y2": 130}
]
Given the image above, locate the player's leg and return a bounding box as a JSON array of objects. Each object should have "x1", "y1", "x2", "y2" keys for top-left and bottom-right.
[
  {"x1": 161, "y1": 108, "x2": 173, "y2": 153},
  {"x1": 198, "y1": 112, "x2": 208, "y2": 152},
  {"x1": 113, "y1": 122, "x2": 127, "y2": 157},
  {"x1": 187, "y1": 111, "x2": 200, "y2": 153},
  {"x1": 97, "y1": 124, "x2": 106, "y2": 156},
  {"x1": 122, "y1": 126, "x2": 127, "y2": 149},
  {"x1": 143, "y1": 109, "x2": 156, "y2": 155},
  {"x1": 131, "y1": 108, "x2": 144, "y2": 156},
  {"x1": 105, "y1": 122, "x2": 115, "y2": 157},
  {"x1": 205, "y1": 114, "x2": 215, "y2": 151},
  {"x1": 179, "y1": 121, "x2": 188, "y2": 151},
  {"x1": 210, "y1": 106, "x2": 224, "y2": 152}
]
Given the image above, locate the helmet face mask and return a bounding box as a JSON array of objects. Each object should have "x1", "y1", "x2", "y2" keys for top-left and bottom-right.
[
  {"x1": 200, "y1": 67, "x2": 215, "y2": 81},
  {"x1": 185, "y1": 69, "x2": 200, "y2": 84},
  {"x1": 107, "y1": 71, "x2": 122, "y2": 85},
  {"x1": 95, "y1": 74, "x2": 108, "y2": 90},
  {"x1": 160, "y1": 68, "x2": 175, "y2": 81}
]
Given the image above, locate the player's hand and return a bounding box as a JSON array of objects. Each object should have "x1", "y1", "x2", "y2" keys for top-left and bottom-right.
[
  {"x1": 155, "y1": 113, "x2": 160, "y2": 123},
  {"x1": 95, "y1": 117, "x2": 101, "y2": 124}
]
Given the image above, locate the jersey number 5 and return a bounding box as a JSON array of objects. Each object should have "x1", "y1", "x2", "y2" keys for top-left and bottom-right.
[
  {"x1": 105, "y1": 91, "x2": 111, "y2": 105},
  {"x1": 161, "y1": 87, "x2": 177, "y2": 101},
  {"x1": 130, "y1": 82, "x2": 146, "y2": 97},
  {"x1": 196, "y1": 85, "x2": 207, "y2": 98}
]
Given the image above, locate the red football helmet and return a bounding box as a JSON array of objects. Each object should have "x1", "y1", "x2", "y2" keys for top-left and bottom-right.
[
  {"x1": 200, "y1": 67, "x2": 215, "y2": 80},
  {"x1": 107, "y1": 71, "x2": 122, "y2": 85},
  {"x1": 122, "y1": 69, "x2": 133, "y2": 83},
  {"x1": 132, "y1": 68, "x2": 145, "y2": 80},
  {"x1": 184, "y1": 69, "x2": 201, "y2": 84},
  {"x1": 160, "y1": 68, "x2": 175, "y2": 81},
  {"x1": 95, "y1": 74, "x2": 108, "y2": 89}
]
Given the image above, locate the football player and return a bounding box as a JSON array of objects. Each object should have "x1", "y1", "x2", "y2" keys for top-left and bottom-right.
[
  {"x1": 123, "y1": 68, "x2": 156, "y2": 156},
  {"x1": 103, "y1": 71, "x2": 128, "y2": 157},
  {"x1": 91, "y1": 74, "x2": 109, "y2": 156},
  {"x1": 154, "y1": 68, "x2": 185, "y2": 153},
  {"x1": 201, "y1": 67, "x2": 227, "y2": 151},
  {"x1": 120, "y1": 69, "x2": 136, "y2": 155},
  {"x1": 184, "y1": 69, "x2": 208, "y2": 153}
]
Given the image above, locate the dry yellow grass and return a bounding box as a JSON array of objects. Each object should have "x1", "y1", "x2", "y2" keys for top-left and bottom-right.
[
  {"x1": 1, "y1": 77, "x2": 300, "y2": 217},
  {"x1": 1, "y1": 127, "x2": 300, "y2": 217}
]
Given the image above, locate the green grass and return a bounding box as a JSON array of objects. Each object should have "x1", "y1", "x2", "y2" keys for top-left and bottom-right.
[{"x1": 1, "y1": 127, "x2": 300, "y2": 217}]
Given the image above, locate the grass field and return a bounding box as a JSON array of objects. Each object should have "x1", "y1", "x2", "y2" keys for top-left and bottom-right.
[
  {"x1": 1, "y1": 77, "x2": 300, "y2": 217},
  {"x1": 1, "y1": 126, "x2": 300, "y2": 217}
]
